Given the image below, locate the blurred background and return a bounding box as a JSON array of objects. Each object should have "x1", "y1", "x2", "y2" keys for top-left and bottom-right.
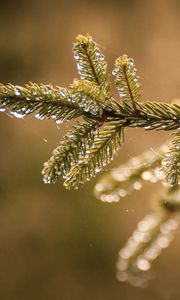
[{"x1": 0, "y1": 0, "x2": 180, "y2": 299}]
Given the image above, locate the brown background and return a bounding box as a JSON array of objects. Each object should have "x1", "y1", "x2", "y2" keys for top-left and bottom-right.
[{"x1": 0, "y1": 0, "x2": 180, "y2": 299}]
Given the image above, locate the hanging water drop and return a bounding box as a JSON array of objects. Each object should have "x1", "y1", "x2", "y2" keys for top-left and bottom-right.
[{"x1": 11, "y1": 112, "x2": 25, "y2": 119}]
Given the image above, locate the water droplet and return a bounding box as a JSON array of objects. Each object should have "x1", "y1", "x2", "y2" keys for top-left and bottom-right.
[
  {"x1": 136, "y1": 258, "x2": 150, "y2": 271},
  {"x1": 117, "y1": 259, "x2": 128, "y2": 271},
  {"x1": 142, "y1": 171, "x2": 152, "y2": 180},
  {"x1": 14, "y1": 87, "x2": 21, "y2": 96},
  {"x1": 56, "y1": 120, "x2": 63, "y2": 125},
  {"x1": 119, "y1": 248, "x2": 131, "y2": 259},
  {"x1": 95, "y1": 183, "x2": 104, "y2": 192},
  {"x1": 74, "y1": 54, "x2": 79, "y2": 60},
  {"x1": 112, "y1": 170, "x2": 125, "y2": 181},
  {"x1": 100, "y1": 194, "x2": 120, "y2": 203},
  {"x1": 118, "y1": 189, "x2": 127, "y2": 197},
  {"x1": 144, "y1": 247, "x2": 158, "y2": 261},
  {"x1": 11, "y1": 112, "x2": 24, "y2": 119},
  {"x1": 43, "y1": 176, "x2": 51, "y2": 184},
  {"x1": 133, "y1": 181, "x2": 142, "y2": 190},
  {"x1": 150, "y1": 175, "x2": 158, "y2": 183},
  {"x1": 116, "y1": 271, "x2": 128, "y2": 282},
  {"x1": 138, "y1": 220, "x2": 149, "y2": 232},
  {"x1": 157, "y1": 235, "x2": 170, "y2": 249},
  {"x1": 35, "y1": 113, "x2": 44, "y2": 120},
  {"x1": 95, "y1": 167, "x2": 101, "y2": 173}
]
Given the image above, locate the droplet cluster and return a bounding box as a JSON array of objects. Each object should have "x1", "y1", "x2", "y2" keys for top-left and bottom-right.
[
  {"x1": 70, "y1": 91, "x2": 103, "y2": 116},
  {"x1": 63, "y1": 122, "x2": 124, "y2": 189},
  {"x1": 73, "y1": 34, "x2": 110, "y2": 92},
  {"x1": 42, "y1": 121, "x2": 99, "y2": 185},
  {"x1": 112, "y1": 55, "x2": 142, "y2": 101},
  {"x1": 0, "y1": 83, "x2": 84, "y2": 123}
]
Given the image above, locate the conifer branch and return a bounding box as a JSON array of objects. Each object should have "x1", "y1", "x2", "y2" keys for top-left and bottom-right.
[
  {"x1": 112, "y1": 55, "x2": 142, "y2": 110},
  {"x1": 160, "y1": 132, "x2": 180, "y2": 185},
  {"x1": 94, "y1": 145, "x2": 167, "y2": 202},
  {"x1": 0, "y1": 35, "x2": 179, "y2": 191},
  {"x1": 63, "y1": 121, "x2": 124, "y2": 189},
  {"x1": 0, "y1": 83, "x2": 180, "y2": 130},
  {"x1": 73, "y1": 34, "x2": 111, "y2": 92},
  {"x1": 0, "y1": 82, "x2": 81, "y2": 122},
  {"x1": 117, "y1": 209, "x2": 177, "y2": 287},
  {"x1": 0, "y1": 81, "x2": 107, "y2": 121},
  {"x1": 116, "y1": 186, "x2": 180, "y2": 287},
  {"x1": 0, "y1": 34, "x2": 180, "y2": 286},
  {"x1": 42, "y1": 119, "x2": 100, "y2": 184},
  {"x1": 110, "y1": 100, "x2": 180, "y2": 130}
]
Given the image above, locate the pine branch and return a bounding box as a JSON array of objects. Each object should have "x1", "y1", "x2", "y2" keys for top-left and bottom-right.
[
  {"x1": 0, "y1": 35, "x2": 179, "y2": 192},
  {"x1": 1, "y1": 83, "x2": 180, "y2": 130},
  {"x1": 0, "y1": 33, "x2": 180, "y2": 287},
  {"x1": 112, "y1": 55, "x2": 142, "y2": 109},
  {"x1": 0, "y1": 82, "x2": 106, "y2": 121},
  {"x1": 0, "y1": 82, "x2": 80, "y2": 122},
  {"x1": 116, "y1": 185, "x2": 180, "y2": 287},
  {"x1": 117, "y1": 187, "x2": 180, "y2": 287},
  {"x1": 73, "y1": 34, "x2": 111, "y2": 93},
  {"x1": 63, "y1": 121, "x2": 124, "y2": 189},
  {"x1": 94, "y1": 145, "x2": 168, "y2": 202},
  {"x1": 110, "y1": 100, "x2": 180, "y2": 130},
  {"x1": 160, "y1": 132, "x2": 180, "y2": 185},
  {"x1": 42, "y1": 119, "x2": 100, "y2": 184},
  {"x1": 117, "y1": 209, "x2": 177, "y2": 287}
]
